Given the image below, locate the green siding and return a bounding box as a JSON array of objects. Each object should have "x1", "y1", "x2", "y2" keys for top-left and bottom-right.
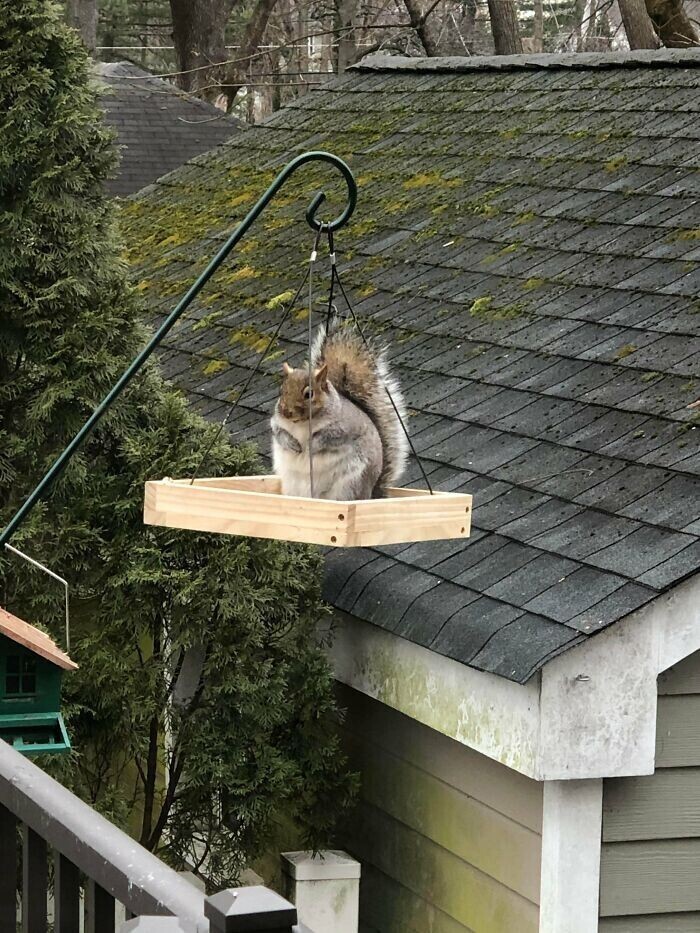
[
  {"x1": 337, "y1": 685, "x2": 542, "y2": 933},
  {"x1": 600, "y1": 650, "x2": 700, "y2": 929},
  {"x1": 0, "y1": 637, "x2": 62, "y2": 715},
  {"x1": 600, "y1": 915, "x2": 700, "y2": 932}
]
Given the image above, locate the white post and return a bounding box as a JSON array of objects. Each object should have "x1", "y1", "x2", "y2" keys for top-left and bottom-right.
[
  {"x1": 539, "y1": 779, "x2": 603, "y2": 933},
  {"x1": 281, "y1": 850, "x2": 360, "y2": 933}
]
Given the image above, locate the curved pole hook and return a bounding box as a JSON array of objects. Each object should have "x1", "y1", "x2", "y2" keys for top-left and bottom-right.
[
  {"x1": 273, "y1": 150, "x2": 357, "y2": 232},
  {"x1": 0, "y1": 151, "x2": 358, "y2": 547}
]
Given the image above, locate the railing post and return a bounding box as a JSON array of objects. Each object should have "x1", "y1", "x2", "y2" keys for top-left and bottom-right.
[
  {"x1": 0, "y1": 804, "x2": 17, "y2": 930},
  {"x1": 22, "y1": 825, "x2": 47, "y2": 933},
  {"x1": 54, "y1": 852, "x2": 80, "y2": 933},
  {"x1": 205, "y1": 886, "x2": 297, "y2": 932},
  {"x1": 282, "y1": 851, "x2": 360, "y2": 933}
]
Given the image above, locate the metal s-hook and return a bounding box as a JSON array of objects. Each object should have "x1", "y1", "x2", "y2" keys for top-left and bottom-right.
[
  {"x1": 0, "y1": 150, "x2": 358, "y2": 548},
  {"x1": 298, "y1": 152, "x2": 357, "y2": 232}
]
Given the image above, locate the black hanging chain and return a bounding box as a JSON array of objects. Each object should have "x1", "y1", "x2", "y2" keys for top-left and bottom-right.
[
  {"x1": 329, "y1": 261, "x2": 435, "y2": 495},
  {"x1": 325, "y1": 228, "x2": 337, "y2": 332},
  {"x1": 189, "y1": 246, "x2": 316, "y2": 485}
]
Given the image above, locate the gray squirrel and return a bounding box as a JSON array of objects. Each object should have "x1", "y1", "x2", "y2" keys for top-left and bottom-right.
[{"x1": 270, "y1": 324, "x2": 408, "y2": 500}]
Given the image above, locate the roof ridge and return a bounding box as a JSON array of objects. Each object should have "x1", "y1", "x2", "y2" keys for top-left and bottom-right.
[{"x1": 352, "y1": 49, "x2": 700, "y2": 74}]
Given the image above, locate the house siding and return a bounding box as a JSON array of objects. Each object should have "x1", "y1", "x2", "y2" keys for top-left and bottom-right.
[
  {"x1": 600, "y1": 650, "x2": 700, "y2": 931},
  {"x1": 336, "y1": 684, "x2": 542, "y2": 933}
]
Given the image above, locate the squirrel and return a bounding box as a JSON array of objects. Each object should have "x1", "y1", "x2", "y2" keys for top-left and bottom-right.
[{"x1": 270, "y1": 323, "x2": 409, "y2": 500}]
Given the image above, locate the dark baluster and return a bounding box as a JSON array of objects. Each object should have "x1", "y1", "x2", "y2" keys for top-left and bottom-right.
[
  {"x1": 54, "y1": 853, "x2": 80, "y2": 933},
  {"x1": 0, "y1": 804, "x2": 17, "y2": 931},
  {"x1": 22, "y1": 825, "x2": 47, "y2": 933},
  {"x1": 85, "y1": 879, "x2": 115, "y2": 933}
]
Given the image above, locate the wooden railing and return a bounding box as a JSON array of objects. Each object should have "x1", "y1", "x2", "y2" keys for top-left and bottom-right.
[{"x1": 0, "y1": 739, "x2": 309, "y2": 932}]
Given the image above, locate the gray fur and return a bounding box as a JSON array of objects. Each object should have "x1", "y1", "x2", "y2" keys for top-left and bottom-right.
[
  {"x1": 271, "y1": 384, "x2": 383, "y2": 500},
  {"x1": 272, "y1": 323, "x2": 408, "y2": 501},
  {"x1": 311, "y1": 323, "x2": 409, "y2": 491},
  {"x1": 271, "y1": 424, "x2": 302, "y2": 454}
]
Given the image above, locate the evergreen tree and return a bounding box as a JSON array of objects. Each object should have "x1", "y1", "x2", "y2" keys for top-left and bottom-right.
[{"x1": 0, "y1": 0, "x2": 354, "y2": 888}]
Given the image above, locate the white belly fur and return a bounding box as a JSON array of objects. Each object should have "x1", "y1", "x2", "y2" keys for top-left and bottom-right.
[{"x1": 272, "y1": 408, "x2": 377, "y2": 500}]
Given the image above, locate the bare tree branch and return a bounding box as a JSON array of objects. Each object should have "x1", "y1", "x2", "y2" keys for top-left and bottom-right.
[
  {"x1": 646, "y1": 0, "x2": 699, "y2": 46},
  {"x1": 402, "y1": 0, "x2": 441, "y2": 55}
]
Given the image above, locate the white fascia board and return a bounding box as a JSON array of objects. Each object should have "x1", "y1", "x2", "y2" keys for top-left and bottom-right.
[
  {"x1": 331, "y1": 611, "x2": 542, "y2": 776},
  {"x1": 330, "y1": 611, "x2": 542, "y2": 776},
  {"x1": 330, "y1": 572, "x2": 700, "y2": 781}
]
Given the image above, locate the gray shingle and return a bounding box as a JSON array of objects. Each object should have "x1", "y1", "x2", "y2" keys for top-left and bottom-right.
[
  {"x1": 431, "y1": 598, "x2": 524, "y2": 664},
  {"x1": 470, "y1": 614, "x2": 583, "y2": 682}
]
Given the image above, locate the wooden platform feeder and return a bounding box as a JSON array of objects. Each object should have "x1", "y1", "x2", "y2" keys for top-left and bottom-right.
[{"x1": 144, "y1": 476, "x2": 472, "y2": 548}]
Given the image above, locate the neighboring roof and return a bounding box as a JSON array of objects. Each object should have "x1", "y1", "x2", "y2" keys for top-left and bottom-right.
[
  {"x1": 0, "y1": 608, "x2": 78, "y2": 671},
  {"x1": 121, "y1": 49, "x2": 700, "y2": 685},
  {"x1": 95, "y1": 62, "x2": 243, "y2": 197}
]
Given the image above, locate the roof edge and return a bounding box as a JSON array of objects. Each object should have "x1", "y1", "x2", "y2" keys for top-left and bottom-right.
[{"x1": 352, "y1": 48, "x2": 700, "y2": 74}]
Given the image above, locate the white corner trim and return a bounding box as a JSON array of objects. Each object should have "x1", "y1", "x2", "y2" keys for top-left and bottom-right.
[
  {"x1": 330, "y1": 611, "x2": 542, "y2": 777},
  {"x1": 539, "y1": 779, "x2": 603, "y2": 933},
  {"x1": 538, "y1": 573, "x2": 700, "y2": 779},
  {"x1": 329, "y1": 573, "x2": 700, "y2": 781}
]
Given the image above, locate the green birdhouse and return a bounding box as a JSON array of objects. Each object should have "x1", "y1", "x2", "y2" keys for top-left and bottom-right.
[{"x1": 0, "y1": 606, "x2": 77, "y2": 756}]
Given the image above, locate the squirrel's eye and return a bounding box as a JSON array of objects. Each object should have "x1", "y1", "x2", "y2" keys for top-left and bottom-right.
[{"x1": 303, "y1": 386, "x2": 314, "y2": 400}]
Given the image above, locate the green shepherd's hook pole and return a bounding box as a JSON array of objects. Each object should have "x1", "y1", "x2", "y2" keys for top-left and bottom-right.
[{"x1": 0, "y1": 151, "x2": 357, "y2": 548}]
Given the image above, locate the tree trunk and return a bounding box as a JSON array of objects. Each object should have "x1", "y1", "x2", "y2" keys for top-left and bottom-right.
[
  {"x1": 403, "y1": 0, "x2": 441, "y2": 55},
  {"x1": 139, "y1": 713, "x2": 160, "y2": 847},
  {"x1": 487, "y1": 0, "x2": 523, "y2": 54},
  {"x1": 533, "y1": 0, "x2": 544, "y2": 51},
  {"x1": 646, "y1": 0, "x2": 699, "y2": 46},
  {"x1": 335, "y1": 0, "x2": 358, "y2": 71},
  {"x1": 66, "y1": 0, "x2": 98, "y2": 53},
  {"x1": 223, "y1": 0, "x2": 280, "y2": 108},
  {"x1": 618, "y1": 0, "x2": 661, "y2": 47},
  {"x1": 169, "y1": 0, "x2": 231, "y2": 98}
]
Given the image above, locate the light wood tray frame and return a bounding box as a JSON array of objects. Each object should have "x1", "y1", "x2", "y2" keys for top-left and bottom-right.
[{"x1": 144, "y1": 476, "x2": 472, "y2": 548}]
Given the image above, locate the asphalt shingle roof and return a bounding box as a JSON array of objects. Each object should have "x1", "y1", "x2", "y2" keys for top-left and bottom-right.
[
  {"x1": 121, "y1": 49, "x2": 700, "y2": 684},
  {"x1": 96, "y1": 62, "x2": 242, "y2": 197}
]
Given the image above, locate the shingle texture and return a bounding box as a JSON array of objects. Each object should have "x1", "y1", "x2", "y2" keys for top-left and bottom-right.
[
  {"x1": 96, "y1": 62, "x2": 242, "y2": 197},
  {"x1": 121, "y1": 50, "x2": 700, "y2": 684}
]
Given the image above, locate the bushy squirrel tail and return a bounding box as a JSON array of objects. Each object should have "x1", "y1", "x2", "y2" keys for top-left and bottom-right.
[{"x1": 312, "y1": 322, "x2": 409, "y2": 492}]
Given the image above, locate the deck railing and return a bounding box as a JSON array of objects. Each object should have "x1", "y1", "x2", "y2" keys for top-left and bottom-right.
[{"x1": 0, "y1": 739, "x2": 309, "y2": 932}]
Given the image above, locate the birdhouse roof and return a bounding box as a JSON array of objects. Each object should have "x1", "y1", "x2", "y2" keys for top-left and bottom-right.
[{"x1": 0, "y1": 608, "x2": 78, "y2": 671}]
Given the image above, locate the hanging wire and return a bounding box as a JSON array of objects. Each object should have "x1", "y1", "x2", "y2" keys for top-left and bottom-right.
[
  {"x1": 3, "y1": 544, "x2": 71, "y2": 652},
  {"x1": 306, "y1": 224, "x2": 324, "y2": 499},
  {"x1": 325, "y1": 228, "x2": 337, "y2": 332},
  {"x1": 190, "y1": 264, "x2": 311, "y2": 484},
  {"x1": 329, "y1": 260, "x2": 435, "y2": 495}
]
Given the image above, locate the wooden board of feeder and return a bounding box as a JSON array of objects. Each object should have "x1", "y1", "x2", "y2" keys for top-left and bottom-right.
[{"x1": 143, "y1": 476, "x2": 472, "y2": 547}]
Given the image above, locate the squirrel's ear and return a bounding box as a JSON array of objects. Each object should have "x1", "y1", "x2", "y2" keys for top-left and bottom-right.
[
  {"x1": 315, "y1": 363, "x2": 328, "y2": 388},
  {"x1": 282, "y1": 362, "x2": 293, "y2": 376}
]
